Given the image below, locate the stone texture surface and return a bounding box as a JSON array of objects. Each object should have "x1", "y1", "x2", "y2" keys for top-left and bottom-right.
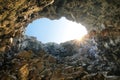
[{"x1": 0, "y1": 0, "x2": 120, "y2": 80}]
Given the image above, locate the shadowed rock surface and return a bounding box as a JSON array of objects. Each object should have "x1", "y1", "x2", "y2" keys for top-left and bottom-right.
[{"x1": 0, "y1": 0, "x2": 120, "y2": 80}]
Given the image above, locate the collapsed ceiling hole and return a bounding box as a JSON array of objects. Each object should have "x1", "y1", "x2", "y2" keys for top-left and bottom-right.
[{"x1": 25, "y1": 17, "x2": 88, "y2": 43}]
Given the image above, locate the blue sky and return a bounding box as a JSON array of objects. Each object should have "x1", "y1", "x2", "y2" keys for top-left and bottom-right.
[{"x1": 25, "y1": 17, "x2": 87, "y2": 43}]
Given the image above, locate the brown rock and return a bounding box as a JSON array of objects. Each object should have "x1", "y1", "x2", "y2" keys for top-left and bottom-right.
[
  {"x1": 47, "y1": 55, "x2": 56, "y2": 63},
  {"x1": 19, "y1": 64, "x2": 29, "y2": 80},
  {"x1": 16, "y1": 50, "x2": 33, "y2": 59},
  {"x1": 64, "y1": 66, "x2": 74, "y2": 73}
]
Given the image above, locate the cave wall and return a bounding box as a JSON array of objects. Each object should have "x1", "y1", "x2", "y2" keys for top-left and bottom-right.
[
  {"x1": 0, "y1": 31, "x2": 120, "y2": 80},
  {"x1": 0, "y1": 0, "x2": 54, "y2": 52}
]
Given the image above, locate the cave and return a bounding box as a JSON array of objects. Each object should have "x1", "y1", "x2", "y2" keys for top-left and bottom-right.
[{"x1": 0, "y1": 0, "x2": 120, "y2": 80}]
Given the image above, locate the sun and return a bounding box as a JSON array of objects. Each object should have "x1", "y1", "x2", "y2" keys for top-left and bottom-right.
[{"x1": 62, "y1": 19, "x2": 88, "y2": 41}]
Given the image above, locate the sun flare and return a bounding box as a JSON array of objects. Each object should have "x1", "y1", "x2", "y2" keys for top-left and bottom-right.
[{"x1": 61, "y1": 19, "x2": 88, "y2": 41}]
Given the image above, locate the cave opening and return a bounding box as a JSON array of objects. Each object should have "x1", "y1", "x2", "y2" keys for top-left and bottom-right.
[{"x1": 25, "y1": 17, "x2": 88, "y2": 43}]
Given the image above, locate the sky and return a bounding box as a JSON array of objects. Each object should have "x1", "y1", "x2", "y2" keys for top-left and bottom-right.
[{"x1": 25, "y1": 17, "x2": 88, "y2": 43}]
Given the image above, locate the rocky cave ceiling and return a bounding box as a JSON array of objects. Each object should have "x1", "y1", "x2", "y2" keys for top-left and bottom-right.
[{"x1": 0, "y1": 0, "x2": 120, "y2": 80}]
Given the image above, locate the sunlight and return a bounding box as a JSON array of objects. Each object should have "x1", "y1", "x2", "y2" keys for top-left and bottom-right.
[
  {"x1": 62, "y1": 20, "x2": 88, "y2": 41},
  {"x1": 25, "y1": 17, "x2": 88, "y2": 43}
]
